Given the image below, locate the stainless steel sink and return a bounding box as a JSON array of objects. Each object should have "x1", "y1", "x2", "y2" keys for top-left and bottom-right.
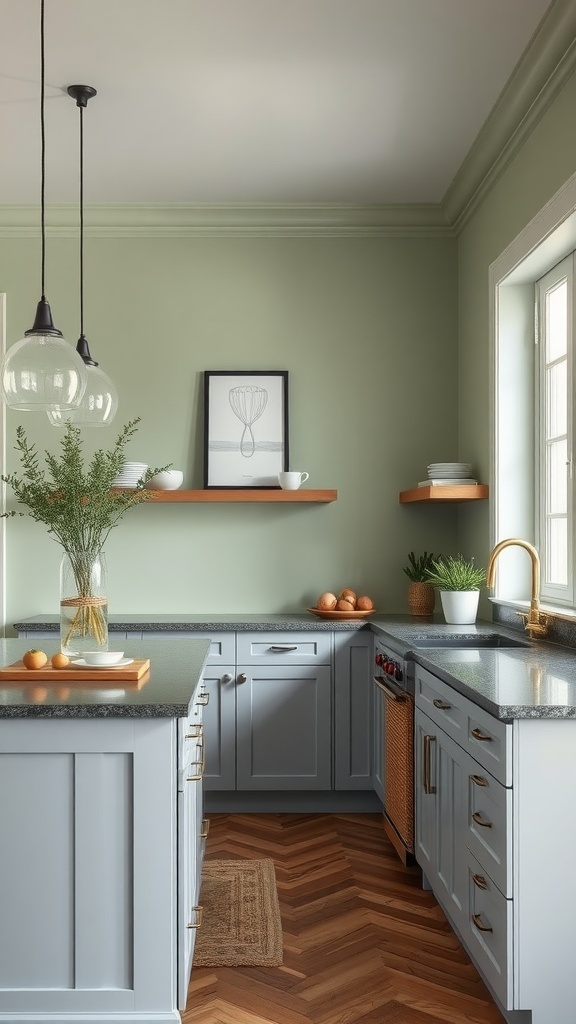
[{"x1": 409, "y1": 633, "x2": 530, "y2": 649}]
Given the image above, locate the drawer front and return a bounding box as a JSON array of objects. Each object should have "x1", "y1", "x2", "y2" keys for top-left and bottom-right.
[
  {"x1": 145, "y1": 630, "x2": 235, "y2": 664},
  {"x1": 415, "y1": 667, "x2": 467, "y2": 741},
  {"x1": 465, "y1": 754, "x2": 512, "y2": 897},
  {"x1": 415, "y1": 666, "x2": 511, "y2": 785},
  {"x1": 465, "y1": 850, "x2": 513, "y2": 1010},
  {"x1": 466, "y1": 704, "x2": 510, "y2": 786},
  {"x1": 237, "y1": 631, "x2": 331, "y2": 665}
]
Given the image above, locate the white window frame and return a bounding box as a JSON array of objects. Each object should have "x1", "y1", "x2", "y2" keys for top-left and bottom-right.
[
  {"x1": 490, "y1": 172, "x2": 576, "y2": 619},
  {"x1": 535, "y1": 255, "x2": 575, "y2": 607}
]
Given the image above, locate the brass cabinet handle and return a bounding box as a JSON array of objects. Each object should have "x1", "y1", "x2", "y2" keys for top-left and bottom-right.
[
  {"x1": 470, "y1": 773, "x2": 489, "y2": 787},
  {"x1": 472, "y1": 811, "x2": 493, "y2": 828},
  {"x1": 197, "y1": 690, "x2": 210, "y2": 706},
  {"x1": 472, "y1": 873, "x2": 489, "y2": 890},
  {"x1": 186, "y1": 737, "x2": 205, "y2": 781},
  {"x1": 423, "y1": 734, "x2": 437, "y2": 794},
  {"x1": 185, "y1": 724, "x2": 202, "y2": 738},
  {"x1": 471, "y1": 727, "x2": 492, "y2": 742},
  {"x1": 200, "y1": 818, "x2": 210, "y2": 838},
  {"x1": 186, "y1": 905, "x2": 203, "y2": 929},
  {"x1": 432, "y1": 698, "x2": 452, "y2": 710},
  {"x1": 471, "y1": 913, "x2": 493, "y2": 933},
  {"x1": 237, "y1": 673, "x2": 247, "y2": 684}
]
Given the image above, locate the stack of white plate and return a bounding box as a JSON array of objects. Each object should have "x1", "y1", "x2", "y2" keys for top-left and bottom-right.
[
  {"x1": 419, "y1": 462, "x2": 476, "y2": 486},
  {"x1": 111, "y1": 461, "x2": 148, "y2": 488},
  {"x1": 427, "y1": 462, "x2": 473, "y2": 478}
]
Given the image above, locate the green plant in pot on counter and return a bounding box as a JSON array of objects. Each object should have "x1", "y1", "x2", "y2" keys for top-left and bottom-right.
[
  {"x1": 425, "y1": 553, "x2": 486, "y2": 624},
  {"x1": 403, "y1": 551, "x2": 438, "y2": 616},
  {"x1": 2, "y1": 418, "x2": 168, "y2": 653}
]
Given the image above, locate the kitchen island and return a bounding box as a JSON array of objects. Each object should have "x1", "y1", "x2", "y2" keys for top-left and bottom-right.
[{"x1": 0, "y1": 637, "x2": 210, "y2": 1024}]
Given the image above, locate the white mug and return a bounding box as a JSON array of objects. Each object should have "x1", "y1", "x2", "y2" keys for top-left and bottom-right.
[{"x1": 278, "y1": 471, "x2": 310, "y2": 490}]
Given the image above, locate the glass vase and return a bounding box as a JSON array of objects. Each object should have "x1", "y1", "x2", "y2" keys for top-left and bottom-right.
[{"x1": 60, "y1": 549, "x2": 108, "y2": 656}]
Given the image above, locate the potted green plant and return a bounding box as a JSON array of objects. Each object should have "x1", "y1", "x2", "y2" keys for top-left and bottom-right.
[
  {"x1": 2, "y1": 418, "x2": 167, "y2": 655},
  {"x1": 425, "y1": 554, "x2": 486, "y2": 624},
  {"x1": 403, "y1": 551, "x2": 438, "y2": 616}
]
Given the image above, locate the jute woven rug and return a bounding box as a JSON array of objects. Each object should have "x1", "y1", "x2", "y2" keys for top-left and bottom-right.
[{"x1": 193, "y1": 858, "x2": 283, "y2": 967}]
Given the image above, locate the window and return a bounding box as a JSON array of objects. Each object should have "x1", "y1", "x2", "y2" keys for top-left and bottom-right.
[{"x1": 535, "y1": 255, "x2": 575, "y2": 606}]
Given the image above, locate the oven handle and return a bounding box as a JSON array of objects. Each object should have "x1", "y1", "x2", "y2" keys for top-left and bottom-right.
[{"x1": 373, "y1": 674, "x2": 407, "y2": 702}]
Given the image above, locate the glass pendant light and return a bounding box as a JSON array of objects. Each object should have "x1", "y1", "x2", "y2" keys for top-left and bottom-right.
[
  {"x1": 48, "y1": 85, "x2": 118, "y2": 428},
  {"x1": 0, "y1": 0, "x2": 87, "y2": 412}
]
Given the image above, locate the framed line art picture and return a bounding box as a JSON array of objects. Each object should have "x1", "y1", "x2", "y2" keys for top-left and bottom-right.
[{"x1": 203, "y1": 370, "x2": 289, "y2": 488}]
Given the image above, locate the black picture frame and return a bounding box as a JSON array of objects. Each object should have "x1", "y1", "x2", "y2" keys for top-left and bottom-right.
[{"x1": 203, "y1": 370, "x2": 289, "y2": 488}]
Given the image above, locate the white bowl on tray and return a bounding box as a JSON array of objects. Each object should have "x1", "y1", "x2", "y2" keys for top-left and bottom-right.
[{"x1": 81, "y1": 650, "x2": 125, "y2": 666}]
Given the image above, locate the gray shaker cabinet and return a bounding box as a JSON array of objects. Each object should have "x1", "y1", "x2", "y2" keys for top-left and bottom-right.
[
  {"x1": 334, "y1": 631, "x2": 373, "y2": 790},
  {"x1": 235, "y1": 663, "x2": 332, "y2": 789}
]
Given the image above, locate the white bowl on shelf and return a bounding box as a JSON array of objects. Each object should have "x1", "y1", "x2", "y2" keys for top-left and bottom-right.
[
  {"x1": 82, "y1": 650, "x2": 125, "y2": 666},
  {"x1": 145, "y1": 470, "x2": 184, "y2": 490}
]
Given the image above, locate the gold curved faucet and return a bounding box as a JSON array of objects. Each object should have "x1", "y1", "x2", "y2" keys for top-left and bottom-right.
[{"x1": 487, "y1": 539, "x2": 549, "y2": 639}]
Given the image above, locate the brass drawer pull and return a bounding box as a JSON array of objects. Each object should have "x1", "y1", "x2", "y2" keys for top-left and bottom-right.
[
  {"x1": 186, "y1": 739, "x2": 206, "y2": 781},
  {"x1": 186, "y1": 905, "x2": 203, "y2": 929},
  {"x1": 471, "y1": 727, "x2": 493, "y2": 742},
  {"x1": 200, "y1": 818, "x2": 210, "y2": 838},
  {"x1": 472, "y1": 873, "x2": 489, "y2": 890},
  {"x1": 423, "y1": 734, "x2": 437, "y2": 794},
  {"x1": 470, "y1": 773, "x2": 489, "y2": 787},
  {"x1": 185, "y1": 724, "x2": 202, "y2": 738},
  {"x1": 471, "y1": 913, "x2": 493, "y2": 933},
  {"x1": 472, "y1": 811, "x2": 493, "y2": 828},
  {"x1": 197, "y1": 690, "x2": 210, "y2": 706},
  {"x1": 433, "y1": 698, "x2": 452, "y2": 710}
]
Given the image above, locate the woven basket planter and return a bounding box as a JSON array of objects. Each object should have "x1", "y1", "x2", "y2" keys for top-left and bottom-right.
[{"x1": 407, "y1": 581, "x2": 435, "y2": 617}]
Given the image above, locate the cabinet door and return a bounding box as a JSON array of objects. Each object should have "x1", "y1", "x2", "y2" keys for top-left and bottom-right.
[
  {"x1": 236, "y1": 665, "x2": 331, "y2": 790},
  {"x1": 201, "y1": 667, "x2": 236, "y2": 790},
  {"x1": 334, "y1": 631, "x2": 373, "y2": 790},
  {"x1": 372, "y1": 679, "x2": 385, "y2": 804},
  {"x1": 415, "y1": 707, "x2": 468, "y2": 934}
]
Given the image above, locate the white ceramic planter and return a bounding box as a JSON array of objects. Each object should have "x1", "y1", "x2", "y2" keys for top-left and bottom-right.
[{"x1": 439, "y1": 589, "x2": 480, "y2": 625}]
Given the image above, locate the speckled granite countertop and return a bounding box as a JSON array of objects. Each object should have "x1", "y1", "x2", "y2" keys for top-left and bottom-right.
[
  {"x1": 12, "y1": 612, "x2": 576, "y2": 719},
  {"x1": 13, "y1": 613, "x2": 370, "y2": 633},
  {"x1": 0, "y1": 637, "x2": 210, "y2": 718},
  {"x1": 370, "y1": 616, "x2": 576, "y2": 720}
]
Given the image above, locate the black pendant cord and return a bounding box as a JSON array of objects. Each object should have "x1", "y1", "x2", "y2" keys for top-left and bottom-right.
[
  {"x1": 79, "y1": 102, "x2": 85, "y2": 340},
  {"x1": 26, "y1": 0, "x2": 61, "y2": 337},
  {"x1": 68, "y1": 84, "x2": 98, "y2": 365},
  {"x1": 40, "y1": 0, "x2": 46, "y2": 302}
]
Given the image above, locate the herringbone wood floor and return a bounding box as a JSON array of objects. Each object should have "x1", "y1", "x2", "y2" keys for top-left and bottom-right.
[{"x1": 183, "y1": 813, "x2": 504, "y2": 1024}]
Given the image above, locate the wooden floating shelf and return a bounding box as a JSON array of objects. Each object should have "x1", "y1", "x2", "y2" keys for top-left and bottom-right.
[
  {"x1": 142, "y1": 489, "x2": 338, "y2": 504},
  {"x1": 399, "y1": 484, "x2": 489, "y2": 503}
]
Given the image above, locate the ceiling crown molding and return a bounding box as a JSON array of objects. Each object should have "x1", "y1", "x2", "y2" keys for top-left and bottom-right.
[
  {"x1": 0, "y1": 203, "x2": 452, "y2": 238},
  {"x1": 443, "y1": 0, "x2": 576, "y2": 233}
]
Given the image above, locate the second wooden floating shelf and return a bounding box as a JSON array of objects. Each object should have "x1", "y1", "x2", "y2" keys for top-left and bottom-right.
[
  {"x1": 399, "y1": 484, "x2": 489, "y2": 503},
  {"x1": 141, "y1": 489, "x2": 338, "y2": 504}
]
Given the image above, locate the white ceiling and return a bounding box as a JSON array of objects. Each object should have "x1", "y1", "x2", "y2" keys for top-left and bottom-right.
[{"x1": 0, "y1": 0, "x2": 553, "y2": 206}]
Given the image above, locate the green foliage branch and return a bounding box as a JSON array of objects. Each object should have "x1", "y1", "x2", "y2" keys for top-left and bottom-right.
[
  {"x1": 1, "y1": 418, "x2": 168, "y2": 558},
  {"x1": 426, "y1": 554, "x2": 486, "y2": 591}
]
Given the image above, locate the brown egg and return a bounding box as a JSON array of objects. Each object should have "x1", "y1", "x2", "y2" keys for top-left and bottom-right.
[
  {"x1": 336, "y1": 599, "x2": 355, "y2": 612},
  {"x1": 339, "y1": 588, "x2": 357, "y2": 605},
  {"x1": 356, "y1": 595, "x2": 375, "y2": 610},
  {"x1": 317, "y1": 592, "x2": 338, "y2": 610}
]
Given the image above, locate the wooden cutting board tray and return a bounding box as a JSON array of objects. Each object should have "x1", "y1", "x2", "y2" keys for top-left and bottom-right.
[{"x1": 0, "y1": 658, "x2": 150, "y2": 682}]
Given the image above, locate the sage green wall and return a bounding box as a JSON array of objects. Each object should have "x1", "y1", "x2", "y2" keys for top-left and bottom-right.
[
  {"x1": 457, "y1": 68, "x2": 576, "y2": 611},
  {"x1": 1, "y1": 233, "x2": 459, "y2": 627}
]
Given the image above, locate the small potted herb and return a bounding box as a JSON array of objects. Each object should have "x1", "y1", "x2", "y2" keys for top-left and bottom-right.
[
  {"x1": 403, "y1": 551, "x2": 437, "y2": 616},
  {"x1": 425, "y1": 554, "x2": 486, "y2": 624}
]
